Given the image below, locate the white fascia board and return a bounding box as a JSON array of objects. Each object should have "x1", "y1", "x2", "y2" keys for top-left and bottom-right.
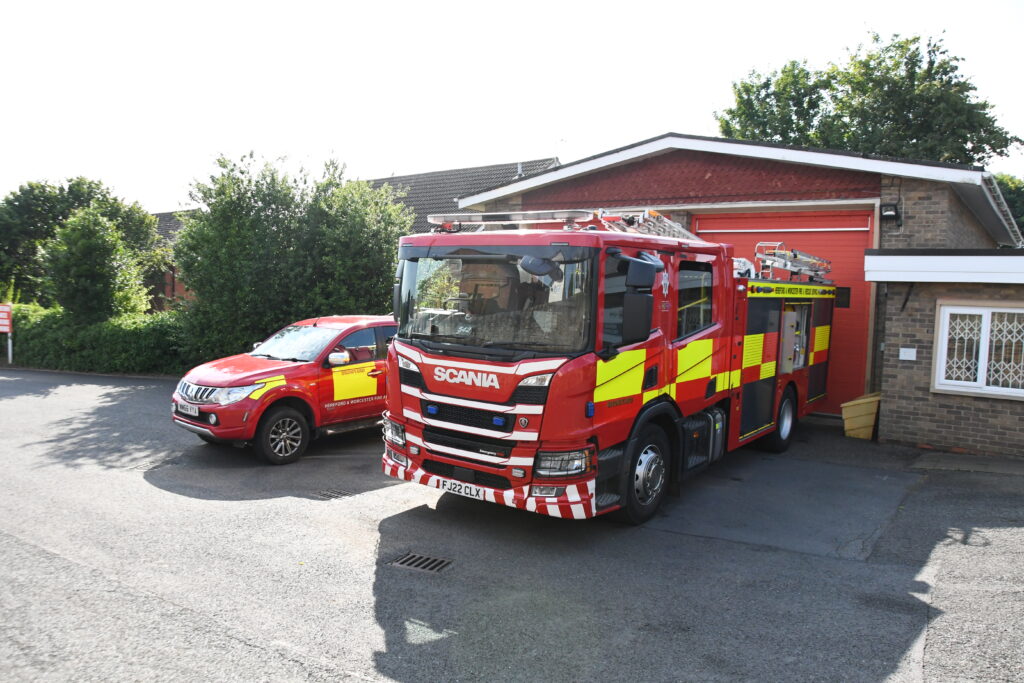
[
  {"x1": 865, "y1": 254, "x2": 1024, "y2": 284},
  {"x1": 458, "y1": 135, "x2": 987, "y2": 208}
]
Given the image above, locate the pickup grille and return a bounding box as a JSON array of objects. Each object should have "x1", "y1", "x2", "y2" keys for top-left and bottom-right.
[
  {"x1": 177, "y1": 380, "x2": 218, "y2": 404},
  {"x1": 421, "y1": 459, "x2": 511, "y2": 490}
]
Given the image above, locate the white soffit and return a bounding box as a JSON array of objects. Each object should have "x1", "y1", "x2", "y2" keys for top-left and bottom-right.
[{"x1": 865, "y1": 254, "x2": 1024, "y2": 284}]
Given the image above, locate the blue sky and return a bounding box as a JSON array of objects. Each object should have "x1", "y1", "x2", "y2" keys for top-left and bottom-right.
[{"x1": 1, "y1": 0, "x2": 1021, "y2": 211}]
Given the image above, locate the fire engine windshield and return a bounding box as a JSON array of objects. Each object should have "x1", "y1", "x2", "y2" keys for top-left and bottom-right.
[{"x1": 396, "y1": 245, "x2": 597, "y2": 356}]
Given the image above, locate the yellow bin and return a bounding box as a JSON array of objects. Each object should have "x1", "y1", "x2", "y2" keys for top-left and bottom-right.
[{"x1": 840, "y1": 392, "x2": 881, "y2": 440}]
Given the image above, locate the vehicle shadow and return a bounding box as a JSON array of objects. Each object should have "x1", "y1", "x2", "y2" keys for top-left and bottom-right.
[
  {"x1": 15, "y1": 369, "x2": 399, "y2": 502},
  {"x1": 369, "y1": 427, "x2": 1023, "y2": 681}
]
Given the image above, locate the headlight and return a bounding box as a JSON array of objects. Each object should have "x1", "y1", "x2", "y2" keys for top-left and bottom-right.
[
  {"x1": 397, "y1": 355, "x2": 418, "y2": 372},
  {"x1": 534, "y1": 447, "x2": 594, "y2": 478},
  {"x1": 518, "y1": 373, "x2": 552, "y2": 387},
  {"x1": 211, "y1": 384, "x2": 262, "y2": 405},
  {"x1": 383, "y1": 418, "x2": 406, "y2": 447}
]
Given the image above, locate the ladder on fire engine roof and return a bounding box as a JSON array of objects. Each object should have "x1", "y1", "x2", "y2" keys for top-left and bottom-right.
[
  {"x1": 596, "y1": 209, "x2": 703, "y2": 242},
  {"x1": 754, "y1": 242, "x2": 833, "y2": 283}
]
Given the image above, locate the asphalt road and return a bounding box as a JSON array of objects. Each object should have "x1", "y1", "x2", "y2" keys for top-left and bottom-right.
[{"x1": 1, "y1": 368, "x2": 1022, "y2": 681}]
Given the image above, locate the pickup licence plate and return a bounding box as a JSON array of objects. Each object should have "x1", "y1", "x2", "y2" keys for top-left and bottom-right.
[
  {"x1": 177, "y1": 401, "x2": 199, "y2": 417},
  {"x1": 437, "y1": 478, "x2": 484, "y2": 500}
]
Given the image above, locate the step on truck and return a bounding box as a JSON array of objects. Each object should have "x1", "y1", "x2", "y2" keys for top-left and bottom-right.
[{"x1": 381, "y1": 210, "x2": 836, "y2": 524}]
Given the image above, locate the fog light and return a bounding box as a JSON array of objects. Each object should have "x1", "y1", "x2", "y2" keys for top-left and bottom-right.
[
  {"x1": 207, "y1": 413, "x2": 218, "y2": 425},
  {"x1": 531, "y1": 485, "x2": 565, "y2": 498},
  {"x1": 387, "y1": 447, "x2": 408, "y2": 466},
  {"x1": 511, "y1": 467, "x2": 526, "y2": 478}
]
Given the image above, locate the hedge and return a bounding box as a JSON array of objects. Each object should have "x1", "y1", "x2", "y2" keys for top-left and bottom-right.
[{"x1": 9, "y1": 304, "x2": 193, "y2": 375}]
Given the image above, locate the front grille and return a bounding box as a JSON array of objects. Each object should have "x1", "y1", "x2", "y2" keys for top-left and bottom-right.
[
  {"x1": 510, "y1": 384, "x2": 548, "y2": 404},
  {"x1": 420, "y1": 399, "x2": 513, "y2": 433},
  {"x1": 421, "y1": 459, "x2": 511, "y2": 490},
  {"x1": 399, "y1": 368, "x2": 424, "y2": 388},
  {"x1": 177, "y1": 380, "x2": 218, "y2": 404},
  {"x1": 423, "y1": 427, "x2": 514, "y2": 458}
]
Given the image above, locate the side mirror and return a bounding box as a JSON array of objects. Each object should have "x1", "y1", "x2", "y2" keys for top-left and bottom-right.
[
  {"x1": 625, "y1": 259, "x2": 657, "y2": 289},
  {"x1": 328, "y1": 349, "x2": 351, "y2": 366},
  {"x1": 621, "y1": 292, "x2": 653, "y2": 346},
  {"x1": 252, "y1": 341, "x2": 262, "y2": 350}
]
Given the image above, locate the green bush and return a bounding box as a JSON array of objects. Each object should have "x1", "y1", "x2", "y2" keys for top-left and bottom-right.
[{"x1": 10, "y1": 304, "x2": 192, "y2": 375}]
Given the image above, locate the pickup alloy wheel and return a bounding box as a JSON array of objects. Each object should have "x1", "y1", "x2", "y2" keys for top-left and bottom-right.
[{"x1": 255, "y1": 406, "x2": 310, "y2": 465}]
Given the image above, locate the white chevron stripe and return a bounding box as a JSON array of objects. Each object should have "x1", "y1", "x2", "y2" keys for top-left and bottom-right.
[{"x1": 401, "y1": 384, "x2": 544, "y2": 414}]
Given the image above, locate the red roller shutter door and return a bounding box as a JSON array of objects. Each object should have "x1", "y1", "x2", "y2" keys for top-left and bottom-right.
[{"x1": 691, "y1": 210, "x2": 874, "y2": 414}]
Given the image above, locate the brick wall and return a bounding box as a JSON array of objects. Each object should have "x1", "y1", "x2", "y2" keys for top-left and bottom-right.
[
  {"x1": 879, "y1": 177, "x2": 996, "y2": 249},
  {"x1": 877, "y1": 282, "x2": 1024, "y2": 457}
]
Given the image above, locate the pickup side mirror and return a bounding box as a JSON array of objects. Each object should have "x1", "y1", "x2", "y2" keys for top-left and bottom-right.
[{"x1": 328, "y1": 349, "x2": 351, "y2": 366}]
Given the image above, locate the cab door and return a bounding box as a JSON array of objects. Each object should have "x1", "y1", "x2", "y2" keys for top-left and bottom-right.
[{"x1": 319, "y1": 327, "x2": 385, "y2": 424}]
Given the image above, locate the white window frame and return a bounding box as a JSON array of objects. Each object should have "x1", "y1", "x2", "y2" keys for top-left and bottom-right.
[{"x1": 932, "y1": 301, "x2": 1024, "y2": 401}]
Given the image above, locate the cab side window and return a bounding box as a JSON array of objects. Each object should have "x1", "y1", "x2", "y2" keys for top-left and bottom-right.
[
  {"x1": 677, "y1": 261, "x2": 713, "y2": 338},
  {"x1": 375, "y1": 325, "x2": 397, "y2": 359},
  {"x1": 337, "y1": 328, "x2": 376, "y2": 363}
]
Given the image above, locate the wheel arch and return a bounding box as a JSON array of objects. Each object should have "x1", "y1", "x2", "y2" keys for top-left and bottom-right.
[{"x1": 257, "y1": 395, "x2": 316, "y2": 431}]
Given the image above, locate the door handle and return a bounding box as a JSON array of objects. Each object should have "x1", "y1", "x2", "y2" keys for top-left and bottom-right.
[{"x1": 368, "y1": 370, "x2": 384, "y2": 377}]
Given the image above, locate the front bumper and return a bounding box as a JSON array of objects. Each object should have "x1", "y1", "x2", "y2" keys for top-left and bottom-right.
[
  {"x1": 382, "y1": 448, "x2": 597, "y2": 520},
  {"x1": 171, "y1": 394, "x2": 255, "y2": 441}
]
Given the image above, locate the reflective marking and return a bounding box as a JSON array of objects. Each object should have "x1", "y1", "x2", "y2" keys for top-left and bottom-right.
[
  {"x1": 503, "y1": 489, "x2": 515, "y2": 506},
  {"x1": 814, "y1": 325, "x2": 831, "y2": 352},
  {"x1": 677, "y1": 339, "x2": 713, "y2": 381},
  {"x1": 730, "y1": 369, "x2": 742, "y2": 388},
  {"x1": 760, "y1": 361, "x2": 777, "y2": 380},
  {"x1": 566, "y1": 484, "x2": 581, "y2": 502},
  {"x1": 548, "y1": 505, "x2": 562, "y2": 518},
  {"x1": 742, "y1": 334, "x2": 764, "y2": 368},
  {"x1": 332, "y1": 361, "x2": 378, "y2": 400},
  {"x1": 248, "y1": 375, "x2": 286, "y2": 400},
  {"x1": 407, "y1": 433, "x2": 424, "y2": 446},
  {"x1": 594, "y1": 349, "x2": 646, "y2": 403},
  {"x1": 507, "y1": 456, "x2": 534, "y2": 467},
  {"x1": 526, "y1": 497, "x2": 537, "y2": 512},
  {"x1": 571, "y1": 504, "x2": 586, "y2": 519}
]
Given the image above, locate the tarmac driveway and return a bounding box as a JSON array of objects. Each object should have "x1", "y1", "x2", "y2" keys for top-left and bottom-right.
[{"x1": 0, "y1": 368, "x2": 1021, "y2": 681}]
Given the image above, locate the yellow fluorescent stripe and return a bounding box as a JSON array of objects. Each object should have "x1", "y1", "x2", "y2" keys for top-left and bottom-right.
[
  {"x1": 760, "y1": 361, "x2": 777, "y2": 380},
  {"x1": 677, "y1": 339, "x2": 713, "y2": 382},
  {"x1": 748, "y1": 283, "x2": 836, "y2": 298},
  {"x1": 332, "y1": 361, "x2": 378, "y2": 400},
  {"x1": 594, "y1": 349, "x2": 646, "y2": 403},
  {"x1": 248, "y1": 375, "x2": 286, "y2": 400},
  {"x1": 814, "y1": 325, "x2": 831, "y2": 352},
  {"x1": 731, "y1": 369, "x2": 742, "y2": 388},
  {"x1": 742, "y1": 334, "x2": 764, "y2": 368}
]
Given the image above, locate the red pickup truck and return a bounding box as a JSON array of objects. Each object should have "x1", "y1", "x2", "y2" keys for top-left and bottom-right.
[{"x1": 172, "y1": 315, "x2": 396, "y2": 464}]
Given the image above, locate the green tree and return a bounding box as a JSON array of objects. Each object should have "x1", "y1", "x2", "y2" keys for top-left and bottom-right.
[
  {"x1": 0, "y1": 178, "x2": 160, "y2": 303},
  {"x1": 47, "y1": 206, "x2": 149, "y2": 324},
  {"x1": 174, "y1": 155, "x2": 413, "y2": 360},
  {"x1": 995, "y1": 174, "x2": 1024, "y2": 229},
  {"x1": 717, "y1": 35, "x2": 1020, "y2": 165}
]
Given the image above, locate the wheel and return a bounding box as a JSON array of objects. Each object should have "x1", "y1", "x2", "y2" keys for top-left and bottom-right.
[
  {"x1": 760, "y1": 387, "x2": 796, "y2": 453},
  {"x1": 621, "y1": 424, "x2": 670, "y2": 525},
  {"x1": 254, "y1": 406, "x2": 310, "y2": 465}
]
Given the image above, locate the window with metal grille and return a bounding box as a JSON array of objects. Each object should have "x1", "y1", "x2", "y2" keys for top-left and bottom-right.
[{"x1": 934, "y1": 304, "x2": 1024, "y2": 399}]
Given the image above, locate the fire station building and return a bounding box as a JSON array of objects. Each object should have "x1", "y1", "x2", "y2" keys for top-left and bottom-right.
[{"x1": 452, "y1": 133, "x2": 1024, "y2": 457}]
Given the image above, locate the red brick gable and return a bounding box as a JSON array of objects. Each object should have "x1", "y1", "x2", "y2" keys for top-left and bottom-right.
[{"x1": 521, "y1": 149, "x2": 881, "y2": 209}]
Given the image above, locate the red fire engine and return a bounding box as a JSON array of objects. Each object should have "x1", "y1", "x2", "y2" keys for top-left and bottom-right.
[{"x1": 381, "y1": 210, "x2": 836, "y2": 524}]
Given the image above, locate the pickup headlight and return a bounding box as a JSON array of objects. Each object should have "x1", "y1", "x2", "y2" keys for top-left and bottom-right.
[
  {"x1": 397, "y1": 355, "x2": 418, "y2": 372},
  {"x1": 211, "y1": 384, "x2": 263, "y2": 405},
  {"x1": 383, "y1": 418, "x2": 406, "y2": 447},
  {"x1": 534, "y1": 447, "x2": 594, "y2": 478}
]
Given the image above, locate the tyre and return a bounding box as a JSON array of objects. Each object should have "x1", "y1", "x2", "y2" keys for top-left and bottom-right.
[
  {"x1": 621, "y1": 424, "x2": 671, "y2": 525},
  {"x1": 760, "y1": 387, "x2": 796, "y2": 453},
  {"x1": 254, "y1": 406, "x2": 310, "y2": 465}
]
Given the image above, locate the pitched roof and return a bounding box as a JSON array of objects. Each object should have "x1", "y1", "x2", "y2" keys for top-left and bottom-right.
[
  {"x1": 458, "y1": 133, "x2": 1021, "y2": 247},
  {"x1": 153, "y1": 211, "x2": 186, "y2": 243},
  {"x1": 370, "y1": 158, "x2": 558, "y2": 233}
]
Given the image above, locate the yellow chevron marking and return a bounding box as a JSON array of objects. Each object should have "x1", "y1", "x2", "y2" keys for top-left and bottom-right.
[
  {"x1": 594, "y1": 349, "x2": 646, "y2": 403},
  {"x1": 742, "y1": 334, "x2": 764, "y2": 368},
  {"x1": 248, "y1": 375, "x2": 286, "y2": 400}
]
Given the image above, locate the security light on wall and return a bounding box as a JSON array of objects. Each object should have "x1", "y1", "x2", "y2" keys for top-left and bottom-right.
[{"x1": 880, "y1": 203, "x2": 902, "y2": 227}]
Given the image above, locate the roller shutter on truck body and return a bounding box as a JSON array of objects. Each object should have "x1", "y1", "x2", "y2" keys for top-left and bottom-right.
[{"x1": 691, "y1": 210, "x2": 874, "y2": 414}]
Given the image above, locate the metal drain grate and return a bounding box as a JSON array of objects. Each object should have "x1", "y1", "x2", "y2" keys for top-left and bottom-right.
[
  {"x1": 387, "y1": 552, "x2": 452, "y2": 574},
  {"x1": 312, "y1": 488, "x2": 354, "y2": 500},
  {"x1": 129, "y1": 458, "x2": 173, "y2": 471}
]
